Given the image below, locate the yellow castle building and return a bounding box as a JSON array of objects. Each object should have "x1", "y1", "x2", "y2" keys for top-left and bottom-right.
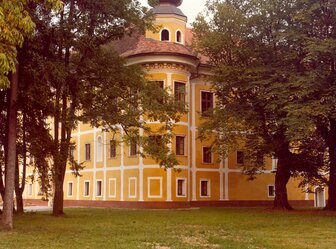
[{"x1": 24, "y1": 0, "x2": 325, "y2": 208}]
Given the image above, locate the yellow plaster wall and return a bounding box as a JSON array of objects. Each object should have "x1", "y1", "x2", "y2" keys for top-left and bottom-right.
[
  {"x1": 145, "y1": 16, "x2": 186, "y2": 43},
  {"x1": 123, "y1": 169, "x2": 139, "y2": 201},
  {"x1": 172, "y1": 169, "x2": 189, "y2": 201},
  {"x1": 106, "y1": 171, "x2": 121, "y2": 200},
  {"x1": 143, "y1": 168, "x2": 167, "y2": 201},
  {"x1": 196, "y1": 171, "x2": 220, "y2": 200}
]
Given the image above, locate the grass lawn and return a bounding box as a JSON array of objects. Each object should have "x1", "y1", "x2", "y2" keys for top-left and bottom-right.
[{"x1": 0, "y1": 208, "x2": 336, "y2": 249}]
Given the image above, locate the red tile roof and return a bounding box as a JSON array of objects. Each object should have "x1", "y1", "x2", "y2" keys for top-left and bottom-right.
[
  {"x1": 114, "y1": 30, "x2": 210, "y2": 65},
  {"x1": 120, "y1": 35, "x2": 198, "y2": 59}
]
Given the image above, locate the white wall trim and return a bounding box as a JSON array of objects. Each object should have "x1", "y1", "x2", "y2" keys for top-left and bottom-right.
[
  {"x1": 108, "y1": 178, "x2": 117, "y2": 198},
  {"x1": 128, "y1": 177, "x2": 137, "y2": 199},
  {"x1": 147, "y1": 177, "x2": 163, "y2": 198},
  {"x1": 191, "y1": 82, "x2": 196, "y2": 201}
]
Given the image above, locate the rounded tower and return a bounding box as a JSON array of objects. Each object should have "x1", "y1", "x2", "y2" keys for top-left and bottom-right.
[{"x1": 146, "y1": 0, "x2": 187, "y2": 44}]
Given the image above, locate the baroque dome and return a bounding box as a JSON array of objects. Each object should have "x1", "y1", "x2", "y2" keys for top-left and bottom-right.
[{"x1": 148, "y1": 0, "x2": 183, "y2": 7}]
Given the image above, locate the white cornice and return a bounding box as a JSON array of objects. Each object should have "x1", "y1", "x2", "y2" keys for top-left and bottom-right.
[{"x1": 125, "y1": 54, "x2": 199, "y2": 70}]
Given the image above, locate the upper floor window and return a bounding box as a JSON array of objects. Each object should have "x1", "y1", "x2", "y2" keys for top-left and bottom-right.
[
  {"x1": 85, "y1": 143, "x2": 91, "y2": 161},
  {"x1": 129, "y1": 139, "x2": 137, "y2": 156},
  {"x1": 97, "y1": 136, "x2": 103, "y2": 162},
  {"x1": 201, "y1": 91, "x2": 214, "y2": 115},
  {"x1": 69, "y1": 145, "x2": 75, "y2": 161},
  {"x1": 203, "y1": 147, "x2": 212, "y2": 164},
  {"x1": 153, "y1": 81, "x2": 164, "y2": 104},
  {"x1": 237, "y1": 150, "x2": 244, "y2": 165},
  {"x1": 110, "y1": 140, "x2": 116, "y2": 158},
  {"x1": 174, "y1": 82, "x2": 186, "y2": 108},
  {"x1": 176, "y1": 30, "x2": 182, "y2": 43},
  {"x1": 176, "y1": 136, "x2": 185, "y2": 156},
  {"x1": 161, "y1": 29, "x2": 170, "y2": 41}
]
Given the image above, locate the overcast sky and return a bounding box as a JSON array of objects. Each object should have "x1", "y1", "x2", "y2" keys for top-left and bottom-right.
[{"x1": 138, "y1": 0, "x2": 207, "y2": 26}]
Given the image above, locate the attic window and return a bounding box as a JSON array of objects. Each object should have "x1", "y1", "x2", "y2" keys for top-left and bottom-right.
[
  {"x1": 161, "y1": 29, "x2": 170, "y2": 41},
  {"x1": 176, "y1": 31, "x2": 182, "y2": 43}
]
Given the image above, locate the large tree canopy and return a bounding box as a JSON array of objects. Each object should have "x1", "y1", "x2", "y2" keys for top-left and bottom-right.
[{"x1": 193, "y1": 0, "x2": 327, "y2": 209}]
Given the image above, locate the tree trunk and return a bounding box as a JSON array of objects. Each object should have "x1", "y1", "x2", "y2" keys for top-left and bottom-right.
[
  {"x1": 0, "y1": 90, "x2": 10, "y2": 203},
  {"x1": 15, "y1": 111, "x2": 27, "y2": 215},
  {"x1": 274, "y1": 156, "x2": 292, "y2": 210},
  {"x1": 2, "y1": 66, "x2": 19, "y2": 230},
  {"x1": 52, "y1": 169, "x2": 64, "y2": 216},
  {"x1": 14, "y1": 154, "x2": 24, "y2": 214}
]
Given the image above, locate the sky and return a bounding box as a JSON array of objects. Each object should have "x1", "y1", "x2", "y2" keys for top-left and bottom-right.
[{"x1": 138, "y1": 0, "x2": 208, "y2": 26}]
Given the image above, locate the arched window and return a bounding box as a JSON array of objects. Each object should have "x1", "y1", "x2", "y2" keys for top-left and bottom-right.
[
  {"x1": 161, "y1": 29, "x2": 170, "y2": 41},
  {"x1": 176, "y1": 30, "x2": 182, "y2": 43},
  {"x1": 97, "y1": 136, "x2": 103, "y2": 162}
]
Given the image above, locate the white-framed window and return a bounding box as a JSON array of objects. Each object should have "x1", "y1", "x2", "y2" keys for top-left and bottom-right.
[
  {"x1": 69, "y1": 145, "x2": 75, "y2": 161},
  {"x1": 67, "y1": 181, "x2": 73, "y2": 197},
  {"x1": 147, "y1": 177, "x2": 163, "y2": 198},
  {"x1": 174, "y1": 81, "x2": 186, "y2": 108},
  {"x1": 176, "y1": 136, "x2": 185, "y2": 156},
  {"x1": 314, "y1": 186, "x2": 326, "y2": 208},
  {"x1": 108, "y1": 178, "x2": 117, "y2": 198},
  {"x1": 109, "y1": 140, "x2": 116, "y2": 158},
  {"x1": 176, "y1": 30, "x2": 182, "y2": 43},
  {"x1": 97, "y1": 136, "x2": 103, "y2": 162},
  {"x1": 200, "y1": 179, "x2": 210, "y2": 197},
  {"x1": 128, "y1": 177, "x2": 137, "y2": 198},
  {"x1": 176, "y1": 178, "x2": 186, "y2": 197},
  {"x1": 129, "y1": 139, "x2": 137, "y2": 156},
  {"x1": 201, "y1": 90, "x2": 214, "y2": 115},
  {"x1": 160, "y1": 28, "x2": 170, "y2": 41},
  {"x1": 84, "y1": 181, "x2": 90, "y2": 197},
  {"x1": 85, "y1": 143, "x2": 91, "y2": 161},
  {"x1": 236, "y1": 150, "x2": 244, "y2": 165},
  {"x1": 96, "y1": 180, "x2": 102, "y2": 197},
  {"x1": 267, "y1": 185, "x2": 275, "y2": 198},
  {"x1": 272, "y1": 156, "x2": 278, "y2": 171},
  {"x1": 202, "y1": 147, "x2": 213, "y2": 164},
  {"x1": 28, "y1": 183, "x2": 33, "y2": 197}
]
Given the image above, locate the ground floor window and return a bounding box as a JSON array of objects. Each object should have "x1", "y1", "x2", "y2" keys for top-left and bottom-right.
[
  {"x1": 96, "y1": 180, "x2": 102, "y2": 197},
  {"x1": 28, "y1": 183, "x2": 33, "y2": 196},
  {"x1": 267, "y1": 185, "x2": 275, "y2": 198},
  {"x1": 177, "y1": 178, "x2": 186, "y2": 197},
  {"x1": 200, "y1": 180, "x2": 210, "y2": 197},
  {"x1": 67, "y1": 182, "x2": 73, "y2": 197},
  {"x1": 84, "y1": 181, "x2": 90, "y2": 197}
]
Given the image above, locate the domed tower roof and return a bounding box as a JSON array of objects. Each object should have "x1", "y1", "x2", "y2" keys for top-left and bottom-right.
[
  {"x1": 148, "y1": 0, "x2": 186, "y2": 19},
  {"x1": 148, "y1": 0, "x2": 183, "y2": 7}
]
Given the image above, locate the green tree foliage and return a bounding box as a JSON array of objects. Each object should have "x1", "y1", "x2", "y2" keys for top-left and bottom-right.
[
  {"x1": 284, "y1": 0, "x2": 336, "y2": 210},
  {"x1": 0, "y1": 0, "x2": 62, "y2": 88},
  {"x1": 23, "y1": 0, "x2": 183, "y2": 216},
  {"x1": 193, "y1": 0, "x2": 326, "y2": 209},
  {"x1": 0, "y1": 0, "x2": 62, "y2": 230}
]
